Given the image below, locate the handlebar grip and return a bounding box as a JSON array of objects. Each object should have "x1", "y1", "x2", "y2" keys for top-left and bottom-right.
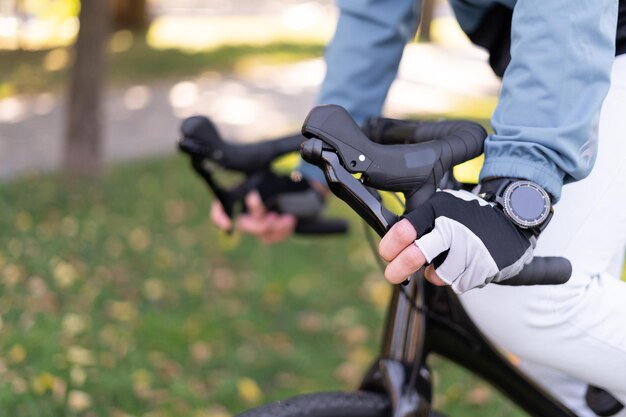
[
  {"x1": 364, "y1": 117, "x2": 486, "y2": 146},
  {"x1": 438, "y1": 124, "x2": 486, "y2": 168},
  {"x1": 496, "y1": 256, "x2": 572, "y2": 286},
  {"x1": 414, "y1": 120, "x2": 484, "y2": 145},
  {"x1": 404, "y1": 124, "x2": 486, "y2": 209},
  {"x1": 362, "y1": 117, "x2": 428, "y2": 144},
  {"x1": 295, "y1": 219, "x2": 349, "y2": 235}
]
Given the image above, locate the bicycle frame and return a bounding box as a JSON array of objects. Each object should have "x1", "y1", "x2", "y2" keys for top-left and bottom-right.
[{"x1": 360, "y1": 273, "x2": 578, "y2": 417}]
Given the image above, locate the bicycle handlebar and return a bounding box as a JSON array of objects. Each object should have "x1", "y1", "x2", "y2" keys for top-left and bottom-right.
[
  {"x1": 178, "y1": 115, "x2": 348, "y2": 235},
  {"x1": 301, "y1": 104, "x2": 571, "y2": 286},
  {"x1": 179, "y1": 116, "x2": 304, "y2": 173}
]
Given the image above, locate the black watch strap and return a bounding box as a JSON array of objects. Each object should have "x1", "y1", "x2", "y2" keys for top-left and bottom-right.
[
  {"x1": 478, "y1": 177, "x2": 516, "y2": 201},
  {"x1": 478, "y1": 177, "x2": 553, "y2": 237}
]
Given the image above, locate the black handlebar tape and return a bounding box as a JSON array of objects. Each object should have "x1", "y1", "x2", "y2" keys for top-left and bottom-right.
[
  {"x1": 180, "y1": 116, "x2": 305, "y2": 173},
  {"x1": 497, "y1": 256, "x2": 572, "y2": 286},
  {"x1": 405, "y1": 124, "x2": 487, "y2": 210},
  {"x1": 436, "y1": 124, "x2": 486, "y2": 168},
  {"x1": 363, "y1": 117, "x2": 425, "y2": 144},
  {"x1": 295, "y1": 218, "x2": 349, "y2": 235},
  {"x1": 364, "y1": 117, "x2": 487, "y2": 146}
]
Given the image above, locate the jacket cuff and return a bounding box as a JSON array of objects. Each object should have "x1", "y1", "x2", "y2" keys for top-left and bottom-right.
[{"x1": 479, "y1": 157, "x2": 564, "y2": 202}]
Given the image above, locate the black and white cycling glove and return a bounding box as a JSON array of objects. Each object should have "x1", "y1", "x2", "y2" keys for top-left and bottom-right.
[{"x1": 403, "y1": 189, "x2": 536, "y2": 293}]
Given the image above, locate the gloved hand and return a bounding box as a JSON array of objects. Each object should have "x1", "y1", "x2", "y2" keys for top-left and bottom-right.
[
  {"x1": 211, "y1": 173, "x2": 326, "y2": 244},
  {"x1": 378, "y1": 189, "x2": 536, "y2": 293}
]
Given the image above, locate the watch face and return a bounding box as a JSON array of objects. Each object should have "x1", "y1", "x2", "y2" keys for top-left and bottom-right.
[{"x1": 503, "y1": 181, "x2": 551, "y2": 228}]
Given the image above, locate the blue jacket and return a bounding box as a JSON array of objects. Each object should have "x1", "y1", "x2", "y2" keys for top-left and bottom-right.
[{"x1": 313, "y1": 0, "x2": 618, "y2": 200}]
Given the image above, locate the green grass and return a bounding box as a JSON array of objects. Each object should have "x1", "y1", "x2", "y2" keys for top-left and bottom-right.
[
  {"x1": 0, "y1": 35, "x2": 324, "y2": 99},
  {"x1": 0, "y1": 155, "x2": 527, "y2": 417}
]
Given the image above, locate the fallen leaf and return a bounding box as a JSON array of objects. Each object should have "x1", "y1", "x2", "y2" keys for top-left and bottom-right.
[
  {"x1": 31, "y1": 372, "x2": 55, "y2": 395},
  {"x1": 237, "y1": 377, "x2": 263, "y2": 405},
  {"x1": 70, "y1": 366, "x2": 86, "y2": 386},
  {"x1": 189, "y1": 341, "x2": 212, "y2": 364},
  {"x1": 3, "y1": 264, "x2": 24, "y2": 286},
  {"x1": 365, "y1": 279, "x2": 392, "y2": 311},
  {"x1": 62, "y1": 313, "x2": 88, "y2": 336},
  {"x1": 15, "y1": 211, "x2": 33, "y2": 232},
  {"x1": 212, "y1": 268, "x2": 236, "y2": 292},
  {"x1": 465, "y1": 385, "x2": 491, "y2": 405},
  {"x1": 143, "y1": 279, "x2": 165, "y2": 302},
  {"x1": 334, "y1": 362, "x2": 361, "y2": 386},
  {"x1": 106, "y1": 301, "x2": 138, "y2": 322},
  {"x1": 297, "y1": 311, "x2": 323, "y2": 333},
  {"x1": 67, "y1": 390, "x2": 91, "y2": 412},
  {"x1": 52, "y1": 377, "x2": 67, "y2": 402},
  {"x1": 128, "y1": 228, "x2": 151, "y2": 252},
  {"x1": 61, "y1": 217, "x2": 78, "y2": 237},
  {"x1": 53, "y1": 261, "x2": 77, "y2": 288},
  {"x1": 67, "y1": 346, "x2": 95, "y2": 366},
  {"x1": 339, "y1": 325, "x2": 369, "y2": 345},
  {"x1": 8, "y1": 344, "x2": 27, "y2": 364}
]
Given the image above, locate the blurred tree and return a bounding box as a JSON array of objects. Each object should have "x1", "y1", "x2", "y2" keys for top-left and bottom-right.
[
  {"x1": 64, "y1": 0, "x2": 110, "y2": 177},
  {"x1": 110, "y1": 0, "x2": 148, "y2": 30}
]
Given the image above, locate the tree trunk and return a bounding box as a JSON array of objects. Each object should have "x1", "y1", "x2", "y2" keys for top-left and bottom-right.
[
  {"x1": 110, "y1": 0, "x2": 148, "y2": 30},
  {"x1": 64, "y1": 0, "x2": 110, "y2": 177}
]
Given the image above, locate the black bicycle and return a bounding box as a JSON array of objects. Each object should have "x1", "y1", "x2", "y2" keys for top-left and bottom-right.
[{"x1": 178, "y1": 105, "x2": 623, "y2": 417}]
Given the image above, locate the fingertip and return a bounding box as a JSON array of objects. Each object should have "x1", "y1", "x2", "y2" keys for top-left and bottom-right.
[
  {"x1": 246, "y1": 190, "x2": 261, "y2": 205},
  {"x1": 211, "y1": 202, "x2": 232, "y2": 230},
  {"x1": 378, "y1": 240, "x2": 391, "y2": 262},
  {"x1": 378, "y1": 234, "x2": 397, "y2": 262},
  {"x1": 383, "y1": 264, "x2": 405, "y2": 285},
  {"x1": 278, "y1": 214, "x2": 297, "y2": 230},
  {"x1": 246, "y1": 191, "x2": 266, "y2": 218},
  {"x1": 379, "y1": 220, "x2": 417, "y2": 261}
]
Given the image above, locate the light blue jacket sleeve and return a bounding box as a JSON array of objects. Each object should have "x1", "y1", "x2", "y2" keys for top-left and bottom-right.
[
  {"x1": 298, "y1": 0, "x2": 420, "y2": 182},
  {"x1": 317, "y1": 0, "x2": 421, "y2": 123},
  {"x1": 302, "y1": 0, "x2": 617, "y2": 200},
  {"x1": 479, "y1": 0, "x2": 618, "y2": 201}
]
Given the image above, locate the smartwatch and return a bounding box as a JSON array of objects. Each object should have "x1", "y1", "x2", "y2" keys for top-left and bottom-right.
[{"x1": 479, "y1": 178, "x2": 553, "y2": 236}]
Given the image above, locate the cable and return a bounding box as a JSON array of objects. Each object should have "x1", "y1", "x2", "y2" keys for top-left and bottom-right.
[{"x1": 362, "y1": 217, "x2": 480, "y2": 391}]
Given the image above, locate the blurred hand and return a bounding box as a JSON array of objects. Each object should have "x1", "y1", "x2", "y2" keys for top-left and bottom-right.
[{"x1": 210, "y1": 191, "x2": 297, "y2": 244}]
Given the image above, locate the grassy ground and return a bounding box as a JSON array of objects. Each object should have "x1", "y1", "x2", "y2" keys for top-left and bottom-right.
[
  {"x1": 0, "y1": 34, "x2": 324, "y2": 99},
  {"x1": 0, "y1": 155, "x2": 528, "y2": 417}
]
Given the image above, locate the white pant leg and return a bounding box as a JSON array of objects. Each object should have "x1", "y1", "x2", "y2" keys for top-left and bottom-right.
[
  {"x1": 460, "y1": 54, "x2": 626, "y2": 415},
  {"x1": 518, "y1": 360, "x2": 598, "y2": 417}
]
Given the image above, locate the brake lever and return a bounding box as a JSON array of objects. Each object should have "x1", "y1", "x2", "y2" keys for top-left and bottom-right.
[
  {"x1": 303, "y1": 138, "x2": 418, "y2": 285},
  {"x1": 190, "y1": 157, "x2": 235, "y2": 216},
  {"x1": 189, "y1": 156, "x2": 263, "y2": 235},
  {"x1": 302, "y1": 139, "x2": 399, "y2": 237}
]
